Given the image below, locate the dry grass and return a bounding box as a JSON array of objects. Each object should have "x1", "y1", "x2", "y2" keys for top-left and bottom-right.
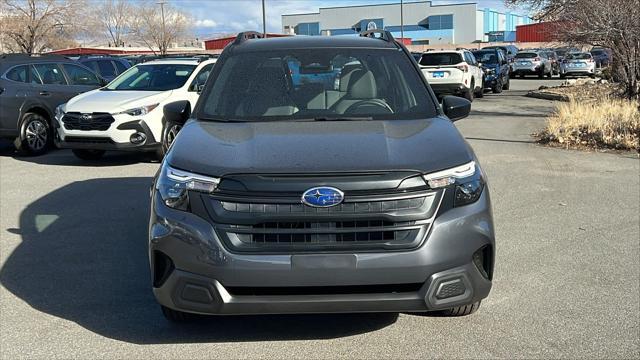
[{"x1": 539, "y1": 96, "x2": 640, "y2": 152}]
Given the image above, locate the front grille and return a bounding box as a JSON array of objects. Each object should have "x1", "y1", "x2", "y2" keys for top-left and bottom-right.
[
  {"x1": 64, "y1": 136, "x2": 113, "y2": 144},
  {"x1": 220, "y1": 197, "x2": 425, "y2": 214},
  {"x1": 226, "y1": 220, "x2": 416, "y2": 245},
  {"x1": 62, "y1": 112, "x2": 115, "y2": 131},
  {"x1": 197, "y1": 173, "x2": 444, "y2": 253}
]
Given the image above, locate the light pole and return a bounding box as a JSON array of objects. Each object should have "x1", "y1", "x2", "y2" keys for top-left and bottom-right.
[
  {"x1": 400, "y1": 0, "x2": 404, "y2": 40},
  {"x1": 157, "y1": 1, "x2": 167, "y2": 53},
  {"x1": 262, "y1": 0, "x2": 266, "y2": 36}
]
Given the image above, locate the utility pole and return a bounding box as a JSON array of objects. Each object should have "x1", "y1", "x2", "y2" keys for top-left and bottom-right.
[
  {"x1": 400, "y1": 0, "x2": 404, "y2": 40},
  {"x1": 157, "y1": 1, "x2": 167, "y2": 54},
  {"x1": 262, "y1": 0, "x2": 266, "y2": 36}
]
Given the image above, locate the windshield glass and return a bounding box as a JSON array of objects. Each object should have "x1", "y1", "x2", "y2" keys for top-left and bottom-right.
[
  {"x1": 515, "y1": 52, "x2": 538, "y2": 59},
  {"x1": 590, "y1": 50, "x2": 604, "y2": 55},
  {"x1": 419, "y1": 53, "x2": 463, "y2": 66},
  {"x1": 471, "y1": 51, "x2": 498, "y2": 64},
  {"x1": 105, "y1": 64, "x2": 196, "y2": 91},
  {"x1": 200, "y1": 48, "x2": 437, "y2": 121},
  {"x1": 566, "y1": 53, "x2": 592, "y2": 60}
]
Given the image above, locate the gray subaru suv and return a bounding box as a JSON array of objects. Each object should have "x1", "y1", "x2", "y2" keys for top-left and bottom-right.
[
  {"x1": 149, "y1": 31, "x2": 494, "y2": 321},
  {"x1": 0, "y1": 54, "x2": 104, "y2": 155}
]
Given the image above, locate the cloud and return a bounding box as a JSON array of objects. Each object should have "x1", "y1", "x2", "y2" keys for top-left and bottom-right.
[{"x1": 194, "y1": 19, "x2": 218, "y2": 28}]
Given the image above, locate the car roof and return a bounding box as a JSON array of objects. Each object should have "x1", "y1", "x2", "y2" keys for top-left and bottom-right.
[
  {"x1": 231, "y1": 36, "x2": 398, "y2": 52},
  {"x1": 137, "y1": 58, "x2": 202, "y2": 65},
  {"x1": 422, "y1": 50, "x2": 464, "y2": 54},
  {"x1": 0, "y1": 54, "x2": 78, "y2": 71}
]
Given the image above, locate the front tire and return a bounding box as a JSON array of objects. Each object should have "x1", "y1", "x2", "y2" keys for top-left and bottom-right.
[
  {"x1": 72, "y1": 149, "x2": 105, "y2": 160},
  {"x1": 502, "y1": 76, "x2": 510, "y2": 90},
  {"x1": 439, "y1": 301, "x2": 481, "y2": 316},
  {"x1": 17, "y1": 112, "x2": 51, "y2": 156},
  {"x1": 157, "y1": 121, "x2": 183, "y2": 159},
  {"x1": 462, "y1": 80, "x2": 474, "y2": 102},
  {"x1": 474, "y1": 78, "x2": 484, "y2": 98}
]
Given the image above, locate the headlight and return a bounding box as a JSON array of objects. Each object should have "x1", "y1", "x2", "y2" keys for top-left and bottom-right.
[
  {"x1": 483, "y1": 68, "x2": 495, "y2": 75},
  {"x1": 156, "y1": 163, "x2": 220, "y2": 210},
  {"x1": 55, "y1": 104, "x2": 66, "y2": 119},
  {"x1": 114, "y1": 103, "x2": 159, "y2": 116},
  {"x1": 423, "y1": 161, "x2": 484, "y2": 207}
]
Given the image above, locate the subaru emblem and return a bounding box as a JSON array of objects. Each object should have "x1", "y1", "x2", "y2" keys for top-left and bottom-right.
[{"x1": 301, "y1": 187, "x2": 344, "y2": 208}]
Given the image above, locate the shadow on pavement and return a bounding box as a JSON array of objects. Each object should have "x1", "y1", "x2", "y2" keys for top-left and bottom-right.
[{"x1": 0, "y1": 177, "x2": 398, "y2": 344}]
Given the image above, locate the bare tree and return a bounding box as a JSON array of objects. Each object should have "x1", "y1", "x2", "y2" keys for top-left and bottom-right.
[
  {"x1": 507, "y1": 0, "x2": 640, "y2": 99},
  {"x1": 94, "y1": 0, "x2": 132, "y2": 47},
  {"x1": 0, "y1": 0, "x2": 85, "y2": 53},
  {"x1": 130, "y1": 0, "x2": 191, "y2": 55}
]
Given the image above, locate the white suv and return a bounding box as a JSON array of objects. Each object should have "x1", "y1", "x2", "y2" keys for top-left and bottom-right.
[
  {"x1": 54, "y1": 57, "x2": 216, "y2": 160},
  {"x1": 418, "y1": 50, "x2": 484, "y2": 101}
]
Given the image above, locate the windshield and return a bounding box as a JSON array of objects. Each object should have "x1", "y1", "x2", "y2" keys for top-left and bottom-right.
[
  {"x1": 419, "y1": 53, "x2": 463, "y2": 66},
  {"x1": 515, "y1": 52, "x2": 538, "y2": 59},
  {"x1": 590, "y1": 50, "x2": 604, "y2": 55},
  {"x1": 472, "y1": 51, "x2": 498, "y2": 64},
  {"x1": 200, "y1": 48, "x2": 437, "y2": 122},
  {"x1": 105, "y1": 64, "x2": 196, "y2": 91},
  {"x1": 566, "y1": 53, "x2": 592, "y2": 60}
]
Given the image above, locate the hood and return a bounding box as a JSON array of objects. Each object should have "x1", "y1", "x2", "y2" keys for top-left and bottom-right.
[
  {"x1": 167, "y1": 118, "x2": 474, "y2": 176},
  {"x1": 65, "y1": 89, "x2": 172, "y2": 113}
]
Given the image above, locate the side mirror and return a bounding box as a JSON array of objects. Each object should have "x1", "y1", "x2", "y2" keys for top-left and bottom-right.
[
  {"x1": 477, "y1": 62, "x2": 482, "y2": 67},
  {"x1": 442, "y1": 95, "x2": 471, "y2": 122},
  {"x1": 163, "y1": 100, "x2": 191, "y2": 125},
  {"x1": 100, "y1": 77, "x2": 108, "y2": 86},
  {"x1": 197, "y1": 84, "x2": 205, "y2": 94}
]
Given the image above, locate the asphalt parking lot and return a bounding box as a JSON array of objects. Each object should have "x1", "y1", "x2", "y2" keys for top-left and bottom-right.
[{"x1": 1, "y1": 79, "x2": 638, "y2": 359}]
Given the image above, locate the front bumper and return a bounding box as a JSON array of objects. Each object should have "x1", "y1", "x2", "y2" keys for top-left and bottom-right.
[
  {"x1": 149, "y1": 188, "x2": 495, "y2": 315},
  {"x1": 54, "y1": 118, "x2": 160, "y2": 151}
]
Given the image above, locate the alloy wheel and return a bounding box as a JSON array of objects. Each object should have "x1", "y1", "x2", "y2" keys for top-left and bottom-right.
[{"x1": 25, "y1": 119, "x2": 48, "y2": 152}]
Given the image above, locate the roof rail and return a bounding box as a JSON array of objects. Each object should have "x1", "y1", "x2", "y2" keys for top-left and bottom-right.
[
  {"x1": 233, "y1": 31, "x2": 265, "y2": 45},
  {"x1": 359, "y1": 29, "x2": 395, "y2": 43}
]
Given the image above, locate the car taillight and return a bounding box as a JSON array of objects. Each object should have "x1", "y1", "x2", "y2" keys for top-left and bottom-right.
[
  {"x1": 456, "y1": 64, "x2": 469, "y2": 72},
  {"x1": 586, "y1": 58, "x2": 593, "y2": 62}
]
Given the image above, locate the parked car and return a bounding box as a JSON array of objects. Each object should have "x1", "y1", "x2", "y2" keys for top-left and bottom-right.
[
  {"x1": 419, "y1": 49, "x2": 484, "y2": 101},
  {"x1": 0, "y1": 54, "x2": 105, "y2": 155},
  {"x1": 150, "y1": 31, "x2": 494, "y2": 321},
  {"x1": 54, "y1": 57, "x2": 216, "y2": 160},
  {"x1": 590, "y1": 48, "x2": 612, "y2": 67},
  {"x1": 511, "y1": 51, "x2": 553, "y2": 78},
  {"x1": 560, "y1": 52, "x2": 596, "y2": 78},
  {"x1": 77, "y1": 56, "x2": 131, "y2": 82},
  {"x1": 471, "y1": 48, "x2": 510, "y2": 93},
  {"x1": 482, "y1": 45, "x2": 518, "y2": 75},
  {"x1": 543, "y1": 51, "x2": 561, "y2": 75}
]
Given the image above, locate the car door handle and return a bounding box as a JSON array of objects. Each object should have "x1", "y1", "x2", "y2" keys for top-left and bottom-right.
[{"x1": 39, "y1": 91, "x2": 50, "y2": 96}]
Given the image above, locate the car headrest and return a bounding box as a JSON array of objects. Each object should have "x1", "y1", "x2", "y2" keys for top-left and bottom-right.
[
  {"x1": 347, "y1": 69, "x2": 376, "y2": 99},
  {"x1": 339, "y1": 64, "x2": 363, "y2": 92}
]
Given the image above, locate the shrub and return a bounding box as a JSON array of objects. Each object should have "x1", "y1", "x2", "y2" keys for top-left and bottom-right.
[{"x1": 540, "y1": 97, "x2": 640, "y2": 151}]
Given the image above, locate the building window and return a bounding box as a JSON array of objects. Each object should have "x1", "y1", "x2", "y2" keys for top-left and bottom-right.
[
  {"x1": 427, "y1": 15, "x2": 453, "y2": 30},
  {"x1": 295, "y1": 22, "x2": 320, "y2": 36}
]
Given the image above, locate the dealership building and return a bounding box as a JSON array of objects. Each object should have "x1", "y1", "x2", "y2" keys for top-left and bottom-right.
[{"x1": 282, "y1": 1, "x2": 534, "y2": 44}]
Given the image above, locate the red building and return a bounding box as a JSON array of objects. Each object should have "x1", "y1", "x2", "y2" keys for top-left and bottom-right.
[
  {"x1": 516, "y1": 21, "x2": 563, "y2": 42},
  {"x1": 204, "y1": 33, "x2": 290, "y2": 50}
]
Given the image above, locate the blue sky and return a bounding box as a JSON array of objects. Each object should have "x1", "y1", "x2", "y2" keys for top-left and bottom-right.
[{"x1": 176, "y1": 0, "x2": 515, "y2": 39}]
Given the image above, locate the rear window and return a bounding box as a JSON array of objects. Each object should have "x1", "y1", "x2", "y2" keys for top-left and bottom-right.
[
  {"x1": 200, "y1": 48, "x2": 437, "y2": 121},
  {"x1": 566, "y1": 53, "x2": 592, "y2": 60},
  {"x1": 97, "y1": 60, "x2": 116, "y2": 78},
  {"x1": 515, "y1": 53, "x2": 538, "y2": 59},
  {"x1": 6, "y1": 65, "x2": 27, "y2": 82},
  {"x1": 419, "y1": 53, "x2": 463, "y2": 66},
  {"x1": 590, "y1": 50, "x2": 604, "y2": 56}
]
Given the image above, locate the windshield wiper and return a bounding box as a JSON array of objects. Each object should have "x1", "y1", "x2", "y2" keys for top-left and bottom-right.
[{"x1": 309, "y1": 116, "x2": 374, "y2": 122}]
